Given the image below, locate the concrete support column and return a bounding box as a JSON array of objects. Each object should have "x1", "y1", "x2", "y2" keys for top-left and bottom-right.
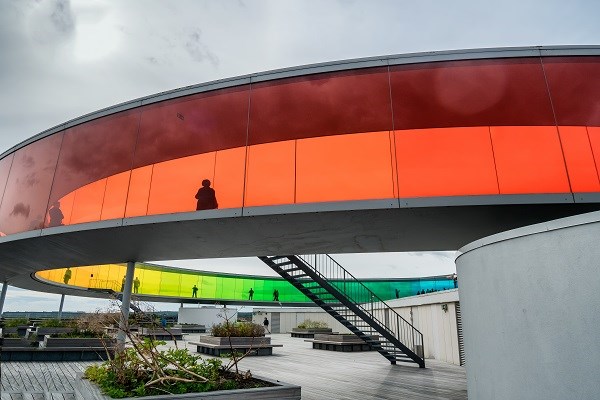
[
  {"x1": 0, "y1": 281, "x2": 8, "y2": 316},
  {"x1": 117, "y1": 261, "x2": 135, "y2": 351},
  {"x1": 58, "y1": 294, "x2": 65, "y2": 320}
]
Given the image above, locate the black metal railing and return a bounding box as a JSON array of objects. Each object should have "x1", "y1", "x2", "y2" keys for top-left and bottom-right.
[{"x1": 296, "y1": 254, "x2": 424, "y2": 360}]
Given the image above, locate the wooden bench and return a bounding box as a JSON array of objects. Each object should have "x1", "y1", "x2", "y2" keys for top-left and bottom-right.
[
  {"x1": 306, "y1": 334, "x2": 379, "y2": 352},
  {"x1": 190, "y1": 341, "x2": 283, "y2": 357}
]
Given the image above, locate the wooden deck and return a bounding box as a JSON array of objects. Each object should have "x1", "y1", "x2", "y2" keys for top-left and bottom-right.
[{"x1": 1, "y1": 334, "x2": 467, "y2": 399}]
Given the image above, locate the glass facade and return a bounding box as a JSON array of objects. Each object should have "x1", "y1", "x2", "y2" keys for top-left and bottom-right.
[
  {"x1": 36, "y1": 263, "x2": 455, "y2": 303},
  {"x1": 0, "y1": 55, "x2": 598, "y2": 236}
]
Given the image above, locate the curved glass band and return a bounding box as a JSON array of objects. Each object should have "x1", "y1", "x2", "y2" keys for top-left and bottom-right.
[
  {"x1": 35, "y1": 263, "x2": 455, "y2": 303},
  {"x1": 0, "y1": 56, "x2": 598, "y2": 236}
]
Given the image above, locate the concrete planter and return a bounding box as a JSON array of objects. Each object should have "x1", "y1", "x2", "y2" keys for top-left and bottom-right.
[
  {"x1": 2, "y1": 326, "x2": 31, "y2": 337},
  {"x1": 75, "y1": 373, "x2": 301, "y2": 400},
  {"x1": 175, "y1": 324, "x2": 206, "y2": 333},
  {"x1": 36, "y1": 327, "x2": 75, "y2": 336},
  {"x1": 42, "y1": 336, "x2": 116, "y2": 348},
  {"x1": 0, "y1": 337, "x2": 37, "y2": 347},
  {"x1": 198, "y1": 336, "x2": 270, "y2": 346}
]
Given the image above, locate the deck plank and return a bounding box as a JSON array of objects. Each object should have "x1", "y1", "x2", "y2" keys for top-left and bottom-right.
[{"x1": 1, "y1": 334, "x2": 466, "y2": 399}]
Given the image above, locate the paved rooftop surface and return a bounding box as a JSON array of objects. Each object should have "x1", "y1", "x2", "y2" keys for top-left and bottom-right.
[{"x1": 1, "y1": 333, "x2": 467, "y2": 399}]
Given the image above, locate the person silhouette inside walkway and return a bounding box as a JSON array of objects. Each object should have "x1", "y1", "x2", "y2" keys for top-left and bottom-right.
[
  {"x1": 63, "y1": 267, "x2": 72, "y2": 285},
  {"x1": 195, "y1": 179, "x2": 218, "y2": 210},
  {"x1": 48, "y1": 201, "x2": 64, "y2": 227},
  {"x1": 248, "y1": 288, "x2": 254, "y2": 300},
  {"x1": 395, "y1": 288, "x2": 400, "y2": 299},
  {"x1": 133, "y1": 277, "x2": 140, "y2": 294},
  {"x1": 192, "y1": 284, "x2": 198, "y2": 298},
  {"x1": 121, "y1": 276, "x2": 126, "y2": 292},
  {"x1": 273, "y1": 289, "x2": 279, "y2": 301}
]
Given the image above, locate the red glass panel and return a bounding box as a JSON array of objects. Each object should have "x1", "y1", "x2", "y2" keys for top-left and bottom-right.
[
  {"x1": 490, "y1": 126, "x2": 570, "y2": 194},
  {"x1": 47, "y1": 111, "x2": 139, "y2": 226},
  {"x1": 543, "y1": 57, "x2": 600, "y2": 127},
  {"x1": 146, "y1": 153, "x2": 215, "y2": 215},
  {"x1": 249, "y1": 68, "x2": 392, "y2": 146},
  {"x1": 390, "y1": 58, "x2": 555, "y2": 130},
  {"x1": 395, "y1": 127, "x2": 499, "y2": 197},
  {"x1": 557, "y1": 126, "x2": 600, "y2": 192},
  {"x1": 124, "y1": 165, "x2": 153, "y2": 218},
  {"x1": 245, "y1": 141, "x2": 295, "y2": 207},
  {"x1": 69, "y1": 179, "x2": 107, "y2": 224},
  {"x1": 0, "y1": 154, "x2": 14, "y2": 236},
  {"x1": 0, "y1": 133, "x2": 63, "y2": 234},
  {"x1": 213, "y1": 147, "x2": 245, "y2": 209},
  {"x1": 101, "y1": 171, "x2": 131, "y2": 220},
  {"x1": 296, "y1": 131, "x2": 394, "y2": 203},
  {"x1": 134, "y1": 87, "x2": 249, "y2": 168},
  {"x1": 586, "y1": 127, "x2": 600, "y2": 181}
]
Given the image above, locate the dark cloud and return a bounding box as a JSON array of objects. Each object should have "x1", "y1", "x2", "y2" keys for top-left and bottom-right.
[
  {"x1": 184, "y1": 29, "x2": 219, "y2": 66},
  {"x1": 51, "y1": 0, "x2": 75, "y2": 35},
  {"x1": 9, "y1": 202, "x2": 31, "y2": 218}
]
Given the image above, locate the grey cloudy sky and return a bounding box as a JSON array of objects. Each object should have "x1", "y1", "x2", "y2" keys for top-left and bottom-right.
[{"x1": 0, "y1": 0, "x2": 598, "y2": 312}]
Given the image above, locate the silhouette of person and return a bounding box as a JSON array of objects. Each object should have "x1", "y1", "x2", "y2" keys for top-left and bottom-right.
[
  {"x1": 133, "y1": 277, "x2": 140, "y2": 294},
  {"x1": 273, "y1": 289, "x2": 279, "y2": 301},
  {"x1": 263, "y1": 317, "x2": 270, "y2": 333},
  {"x1": 195, "y1": 179, "x2": 218, "y2": 210},
  {"x1": 121, "y1": 276, "x2": 126, "y2": 292},
  {"x1": 248, "y1": 288, "x2": 254, "y2": 300},
  {"x1": 192, "y1": 284, "x2": 198, "y2": 298},
  {"x1": 453, "y1": 274, "x2": 458, "y2": 288},
  {"x1": 63, "y1": 268, "x2": 72, "y2": 284},
  {"x1": 48, "y1": 201, "x2": 64, "y2": 227},
  {"x1": 395, "y1": 288, "x2": 400, "y2": 299}
]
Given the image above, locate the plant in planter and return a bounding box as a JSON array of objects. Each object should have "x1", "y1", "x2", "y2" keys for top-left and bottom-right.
[
  {"x1": 291, "y1": 319, "x2": 332, "y2": 338},
  {"x1": 82, "y1": 305, "x2": 287, "y2": 399}
]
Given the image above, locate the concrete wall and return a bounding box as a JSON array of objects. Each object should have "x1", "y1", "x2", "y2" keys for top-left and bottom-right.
[
  {"x1": 253, "y1": 291, "x2": 462, "y2": 366},
  {"x1": 386, "y1": 290, "x2": 460, "y2": 365},
  {"x1": 252, "y1": 308, "x2": 351, "y2": 334},
  {"x1": 178, "y1": 306, "x2": 236, "y2": 328},
  {"x1": 456, "y1": 212, "x2": 600, "y2": 400}
]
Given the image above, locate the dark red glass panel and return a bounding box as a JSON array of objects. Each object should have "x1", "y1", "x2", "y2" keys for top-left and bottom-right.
[
  {"x1": 248, "y1": 68, "x2": 392, "y2": 146},
  {"x1": 390, "y1": 58, "x2": 555, "y2": 130},
  {"x1": 543, "y1": 57, "x2": 600, "y2": 127},
  {"x1": 133, "y1": 86, "x2": 250, "y2": 169},
  {"x1": 47, "y1": 111, "x2": 139, "y2": 226},
  {"x1": 0, "y1": 133, "x2": 63, "y2": 234}
]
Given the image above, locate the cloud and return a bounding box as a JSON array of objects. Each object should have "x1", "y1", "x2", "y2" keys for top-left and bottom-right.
[
  {"x1": 9, "y1": 202, "x2": 31, "y2": 218},
  {"x1": 184, "y1": 28, "x2": 219, "y2": 66}
]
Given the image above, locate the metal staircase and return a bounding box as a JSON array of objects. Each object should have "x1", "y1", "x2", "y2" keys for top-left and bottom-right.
[{"x1": 259, "y1": 254, "x2": 425, "y2": 367}]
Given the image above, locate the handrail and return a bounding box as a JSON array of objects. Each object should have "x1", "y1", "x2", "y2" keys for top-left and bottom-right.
[{"x1": 296, "y1": 254, "x2": 424, "y2": 358}]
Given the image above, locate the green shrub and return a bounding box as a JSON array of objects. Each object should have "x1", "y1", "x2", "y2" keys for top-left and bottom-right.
[
  {"x1": 3, "y1": 318, "x2": 30, "y2": 327},
  {"x1": 296, "y1": 319, "x2": 328, "y2": 329},
  {"x1": 211, "y1": 322, "x2": 264, "y2": 337},
  {"x1": 37, "y1": 319, "x2": 75, "y2": 328}
]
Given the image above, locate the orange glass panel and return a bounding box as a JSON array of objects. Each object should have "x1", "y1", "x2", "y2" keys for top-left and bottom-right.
[
  {"x1": 101, "y1": 171, "x2": 131, "y2": 220},
  {"x1": 124, "y1": 165, "x2": 153, "y2": 218},
  {"x1": 245, "y1": 141, "x2": 295, "y2": 207},
  {"x1": 490, "y1": 126, "x2": 570, "y2": 194},
  {"x1": 146, "y1": 153, "x2": 215, "y2": 215},
  {"x1": 557, "y1": 126, "x2": 600, "y2": 192},
  {"x1": 586, "y1": 127, "x2": 600, "y2": 180},
  {"x1": 56, "y1": 191, "x2": 75, "y2": 225},
  {"x1": 296, "y1": 131, "x2": 394, "y2": 203},
  {"x1": 69, "y1": 179, "x2": 107, "y2": 224},
  {"x1": 213, "y1": 147, "x2": 245, "y2": 209},
  {"x1": 0, "y1": 133, "x2": 63, "y2": 234},
  {"x1": 395, "y1": 127, "x2": 499, "y2": 197}
]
